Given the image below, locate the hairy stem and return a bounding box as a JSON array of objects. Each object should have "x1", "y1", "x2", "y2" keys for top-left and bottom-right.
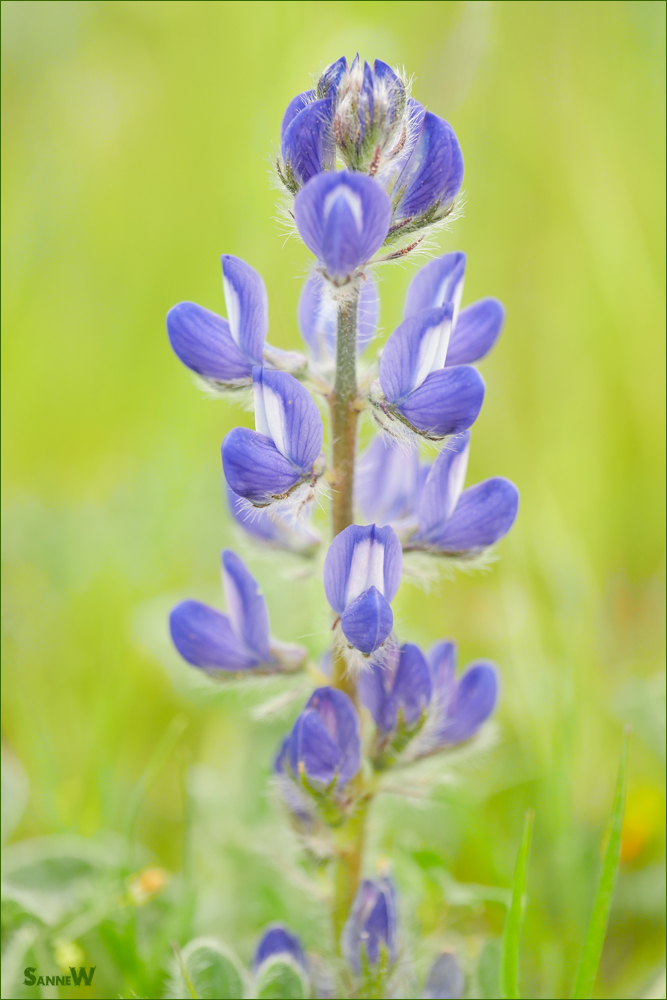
[
  {"x1": 330, "y1": 286, "x2": 361, "y2": 703},
  {"x1": 330, "y1": 288, "x2": 360, "y2": 539},
  {"x1": 329, "y1": 283, "x2": 368, "y2": 949}
]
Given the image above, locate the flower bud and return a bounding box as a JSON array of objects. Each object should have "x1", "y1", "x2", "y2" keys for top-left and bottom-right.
[
  {"x1": 424, "y1": 952, "x2": 465, "y2": 999},
  {"x1": 342, "y1": 876, "x2": 397, "y2": 974},
  {"x1": 278, "y1": 687, "x2": 361, "y2": 800},
  {"x1": 253, "y1": 925, "x2": 306, "y2": 971},
  {"x1": 391, "y1": 110, "x2": 464, "y2": 227},
  {"x1": 332, "y1": 57, "x2": 407, "y2": 172},
  {"x1": 281, "y1": 96, "x2": 335, "y2": 192}
]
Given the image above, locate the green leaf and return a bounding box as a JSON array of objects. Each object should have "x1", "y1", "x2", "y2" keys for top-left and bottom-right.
[
  {"x1": 500, "y1": 810, "x2": 534, "y2": 1000},
  {"x1": 478, "y1": 939, "x2": 502, "y2": 1000},
  {"x1": 255, "y1": 955, "x2": 308, "y2": 999},
  {"x1": 1, "y1": 833, "x2": 125, "y2": 926},
  {"x1": 571, "y1": 728, "x2": 630, "y2": 999},
  {"x1": 164, "y1": 938, "x2": 246, "y2": 1000}
]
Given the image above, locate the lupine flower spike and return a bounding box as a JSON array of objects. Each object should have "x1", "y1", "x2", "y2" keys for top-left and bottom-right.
[{"x1": 164, "y1": 52, "x2": 520, "y2": 1000}]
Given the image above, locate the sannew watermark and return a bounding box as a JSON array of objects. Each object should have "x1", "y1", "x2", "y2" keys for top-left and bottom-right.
[{"x1": 23, "y1": 965, "x2": 96, "y2": 987}]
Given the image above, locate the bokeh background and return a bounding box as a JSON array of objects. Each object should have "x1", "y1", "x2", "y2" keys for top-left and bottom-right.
[{"x1": 2, "y1": 2, "x2": 665, "y2": 998}]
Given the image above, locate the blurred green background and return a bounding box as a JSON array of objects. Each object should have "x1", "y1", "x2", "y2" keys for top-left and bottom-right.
[{"x1": 2, "y1": 2, "x2": 665, "y2": 998}]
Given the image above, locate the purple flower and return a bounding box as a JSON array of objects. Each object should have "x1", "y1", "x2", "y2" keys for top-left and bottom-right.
[
  {"x1": 342, "y1": 876, "x2": 397, "y2": 974},
  {"x1": 359, "y1": 643, "x2": 433, "y2": 743},
  {"x1": 378, "y1": 307, "x2": 485, "y2": 439},
  {"x1": 221, "y1": 367, "x2": 324, "y2": 506},
  {"x1": 324, "y1": 524, "x2": 402, "y2": 655},
  {"x1": 391, "y1": 110, "x2": 464, "y2": 224},
  {"x1": 358, "y1": 432, "x2": 518, "y2": 556},
  {"x1": 278, "y1": 687, "x2": 361, "y2": 792},
  {"x1": 281, "y1": 95, "x2": 335, "y2": 191},
  {"x1": 298, "y1": 271, "x2": 379, "y2": 362},
  {"x1": 226, "y1": 484, "x2": 319, "y2": 553},
  {"x1": 166, "y1": 255, "x2": 267, "y2": 386},
  {"x1": 414, "y1": 432, "x2": 519, "y2": 556},
  {"x1": 254, "y1": 925, "x2": 306, "y2": 971},
  {"x1": 428, "y1": 641, "x2": 499, "y2": 747},
  {"x1": 356, "y1": 436, "x2": 426, "y2": 528},
  {"x1": 169, "y1": 550, "x2": 304, "y2": 674},
  {"x1": 294, "y1": 171, "x2": 392, "y2": 285},
  {"x1": 424, "y1": 952, "x2": 465, "y2": 999},
  {"x1": 404, "y1": 253, "x2": 505, "y2": 366}
]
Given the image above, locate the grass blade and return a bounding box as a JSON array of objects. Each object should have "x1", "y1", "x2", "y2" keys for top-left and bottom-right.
[
  {"x1": 500, "y1": 809, "x2": 535, "y2": 999},
  {"x1": 572, "y1": 726, "x2": 630, "y2": 999}
]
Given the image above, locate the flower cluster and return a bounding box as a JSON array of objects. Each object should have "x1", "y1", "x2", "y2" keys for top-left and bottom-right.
[
  {"x1": 165, "y1": 55, "x2": 518, "y2": 998},
  {"x1": 279, "y1": 56, "x2": 464, "y2": 246}
]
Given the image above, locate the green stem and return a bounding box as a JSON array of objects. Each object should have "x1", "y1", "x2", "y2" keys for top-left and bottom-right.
[
  {"x1": 332, "y1": 790, "x2": 371, "y2": 946},
  {"x1": 330, "y1": 286, "x2": 361, "y2": 704},
  {"x1": 328, "y1": 282, "x2": 369, "y2": 949},
  {"x1": 330, "y1": 288, "x2": 360, "y2": 539}
]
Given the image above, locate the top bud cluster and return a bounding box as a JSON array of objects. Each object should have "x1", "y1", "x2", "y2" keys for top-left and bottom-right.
[{"x1": 279, "y1": 54, "x2": 463, "y2": 261}]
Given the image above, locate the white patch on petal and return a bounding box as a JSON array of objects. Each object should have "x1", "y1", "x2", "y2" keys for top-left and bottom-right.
[
  {"x1": 323, "y1": 186, "x2": 363, "y2": 231},
  {"x1": 223, "y1": 273, "x2": 242, "y2": 348},
  {"x1": 253, "y1": 377, "x2": 270, "y2": 437},
  {"x1": 434, "y1": 271, "x2": 465, "y2": 322},
  {"x1": 345, "y1": 537, "x2": 387, "y2": 606},
  {"x1": 367, "y1": 538, "x2": 386, "y2": 593},
  {"x1": 413, "y1": 314, "x2": 452, "y2": 390},
  {"x1": 262, "y1": 385, "x2": 288, "y2": 458},
  {"x1": 345, "y1": 538, "x2": 371, "y2": 606}
]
